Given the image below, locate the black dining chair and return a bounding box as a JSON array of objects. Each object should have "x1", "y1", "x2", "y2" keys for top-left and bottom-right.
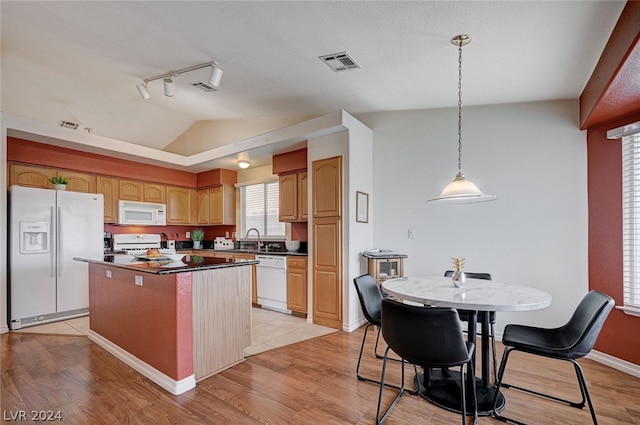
[
  {"x1": 492, "y1": 290, "x2": 614, "y2": 425},
  {"x1": 444, "y1": 270, "x2": 498, "y2": 382},
  {"x1": 353, "y1": 274, "x2": 386, "y2": 384},
  {"x1": 377, "y1": 298, "x2": 477, "y2": 425},
  {"x1": 353, "y1": 274, "x2": 410, "y2": 388}
]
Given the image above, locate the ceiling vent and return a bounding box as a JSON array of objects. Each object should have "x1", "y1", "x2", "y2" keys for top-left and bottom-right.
[
  {"x1": 319, "y1": 51, "x2": 361, "y2": 72},
  {"x1": 191, "y1": 81, "x2": 218, "y2": 92},
  {"x1": 58, "y1": 120, "x2": 79, "y2": 130}
]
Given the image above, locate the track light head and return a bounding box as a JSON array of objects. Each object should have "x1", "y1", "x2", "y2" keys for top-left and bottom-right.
[
  {"x1": 208, "y1": 65, "x2": 223, "y2": 89},
  {"x1": 136, "y1": 82, "x2": 150, "y2": 100},
  {"x1": 163, "y1": 77, "x2": 174, "y2": 97}
]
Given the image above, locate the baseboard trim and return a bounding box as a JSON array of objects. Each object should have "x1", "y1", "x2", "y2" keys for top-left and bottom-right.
[
  {"x1": 88, "y1": 330, "x2": 196, "y2": 395},
  {"x1": 496, "y1": 330, "x2": 640, "y2": 378},
  {"x1": 0, "y1": 324, "x2": 9, "y2": 334},
  {"x1": 345, "y1": 316, "x2": 367, "y2": 332},
  {"x1": 587, "y1": 349, "x2": 640, "y2": 378}
]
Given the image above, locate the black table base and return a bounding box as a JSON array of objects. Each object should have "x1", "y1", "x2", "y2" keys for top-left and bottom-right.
[{"x1": 414, "y1": 369, "x2": 505, "y2": 417}]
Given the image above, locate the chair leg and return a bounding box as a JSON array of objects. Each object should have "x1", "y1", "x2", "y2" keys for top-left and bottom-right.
[
  {"x1": 376, "y1": 347, "x2": 405, "y2": 425},
  {"x1": 493, "y1": 348, "x2": 598, "y2": 425},
  {"x1": 356, "y1": 323, "x2": 405, "y2": 390}
]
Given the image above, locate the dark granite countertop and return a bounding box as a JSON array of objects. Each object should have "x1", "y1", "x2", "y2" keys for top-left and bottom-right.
[
  {"x1": 75, "y1": 254, "x2": 258, "y2": 275},
  {"x1": 193, "y1": 248, "x2": 308, "y2": 257}
]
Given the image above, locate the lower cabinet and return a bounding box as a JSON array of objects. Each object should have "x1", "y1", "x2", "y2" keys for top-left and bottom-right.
[{"x1": 287, "y1": 256, "x2": 308, "y2": 315}]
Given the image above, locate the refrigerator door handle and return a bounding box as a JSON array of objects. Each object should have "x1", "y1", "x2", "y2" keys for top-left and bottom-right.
[
  {"x1": 57, "y1": 206, "x2": 63, "y2": 277},
  {"x1": 50, "y1": 206, "x2": 56, "y2": 277}
]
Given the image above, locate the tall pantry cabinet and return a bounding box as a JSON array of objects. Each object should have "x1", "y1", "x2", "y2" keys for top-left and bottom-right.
[{"x1": 312, "y1": 156, "x2": 343, "y2": 330}]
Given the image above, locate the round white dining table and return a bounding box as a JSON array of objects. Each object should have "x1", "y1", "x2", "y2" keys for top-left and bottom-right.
[{"x1": 381, "y1": 275, "x2": 552, "y2": 416}]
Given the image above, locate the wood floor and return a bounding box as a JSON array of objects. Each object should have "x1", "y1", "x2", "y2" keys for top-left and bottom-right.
[{"x1": 2, "y1": 326, "x2": 639, "y2": 424}]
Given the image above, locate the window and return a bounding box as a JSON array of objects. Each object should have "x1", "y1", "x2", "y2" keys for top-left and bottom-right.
[
  {"x1": 622, "y1": 130, "x2": 640, "y2": 316},
  {"x1": 238, "y1": 181, "x2": 285, "y2": 239}
]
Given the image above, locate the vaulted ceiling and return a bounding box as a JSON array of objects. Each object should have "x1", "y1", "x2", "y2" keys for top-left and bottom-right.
[{"x1": 1, "y1": 1, "x2": 627, "y2": 153}]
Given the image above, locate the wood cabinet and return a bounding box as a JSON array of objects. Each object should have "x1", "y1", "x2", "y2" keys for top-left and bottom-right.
[
  {"x1": 118, "y1": 179, "x2": 143, "y2": 201},
  {"x1": 312, "y1": 157, "x2": 341, "y2": 218},
  {"x1": 62, "y1": 171, "x2": 96, "y2": 193},
  {"x1": 143, "y1": 183, "x2": 166, "y2": 203},
  {"x1": 119, "y1": 179, "x2": 167, "y2": 203},
  {"x1": 367, "y1": 257, "x2": 405, "y2": 285},
  {"x1": 96, "y1": 176, "x2": 118, "y2": 223},
  {"x1": 166, "y1": 186, "x2": 197, "y2": 224},
  {"x1": 198, "y1": 185, "x2": 235, "y2": 225},
  {"x1": 279, "y1": 171, "x2": 308, "y2": 222},
  {"x1": 9, "y1": 164, "x2": 54, "y2": 188},
  {"x1": 287, "y1": 256, "x2": 308, "y2": 315},
  {"x1": 311, "y1": 156, "x2": 342, "y2": 330},
  {"x1": 298, "y1": 171, "x2": 308, "y2": 220},
  {"x1": 8, "y1": 164, "x2": 94, "y2": 193}
]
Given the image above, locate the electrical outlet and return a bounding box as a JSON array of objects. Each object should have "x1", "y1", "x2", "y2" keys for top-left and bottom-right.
[
  {"x1": 225, "y1": 231, "x2": 229, "y2": 238},
  {"x1": 135, "y1": 276, "x2": 143, "y2": 286},
  {"x1": 408, "y1": 229, "x2": 416, "y2": 239},
  {"x1": 186, "y1": 231, "x2": 190, "y2": 239},
  {"x1": 106, "y1": 270, "x2": 112, "y2": 278}
]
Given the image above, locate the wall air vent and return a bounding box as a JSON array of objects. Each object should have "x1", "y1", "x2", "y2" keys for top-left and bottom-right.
[
  {"x1": 58, "y1": 120, "x2": 79, "y2": 130},
  {"x1": 191, "y1": 81, "x2": 218, "y2": 92},
  {"x1": 319, "y1": 51, "x2": 361, "y2": 72}
]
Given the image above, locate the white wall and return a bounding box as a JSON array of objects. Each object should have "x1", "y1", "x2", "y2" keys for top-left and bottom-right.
[{"x1": 357, "y1": 99, "x2": 588, "y2": 333}]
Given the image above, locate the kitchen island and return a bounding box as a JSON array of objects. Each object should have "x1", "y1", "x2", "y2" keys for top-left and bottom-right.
[{"x1": 74, "y1": 254, "x2": 258, "y2": 395}]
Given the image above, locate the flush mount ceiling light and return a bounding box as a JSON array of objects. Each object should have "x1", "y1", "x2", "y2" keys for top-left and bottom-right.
[
  {"x1": 237, "y1": 160, "x2": 251, "y2": 169},
  {"x1": 427, "y1": 35, "x2": 497, "y2": 204},
  {"x1": 136, "y1": 61, "x2": 223, "y2": 100}
]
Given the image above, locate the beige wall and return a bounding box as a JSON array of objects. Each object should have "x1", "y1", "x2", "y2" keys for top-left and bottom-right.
[{"x1": 165, "y1": 115, "x2": 317, "y2": 155}]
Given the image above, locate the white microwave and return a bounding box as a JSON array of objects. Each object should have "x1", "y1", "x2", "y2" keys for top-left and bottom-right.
[{"x1": 118, "y1": 200, "x2": 166, "y2": 226}]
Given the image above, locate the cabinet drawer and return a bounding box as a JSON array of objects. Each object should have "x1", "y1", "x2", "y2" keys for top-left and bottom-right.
[{"x1": 287, "y1": 256, "x2": 307, "y2": 269}]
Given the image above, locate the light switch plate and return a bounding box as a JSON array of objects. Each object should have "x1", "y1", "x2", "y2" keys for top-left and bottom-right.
[
  {"x1": 186, "y1": 231, "x2": 190, "y2": 239},
  {"x1": 135, "y1": 275, "x2": 143, "y2": 286},
  {"x1": 106, "y1": 270, "x2": 112, "y2": 278},
  {"x1": 408, "y1": 229, "x2": 416, "y2": 239}
]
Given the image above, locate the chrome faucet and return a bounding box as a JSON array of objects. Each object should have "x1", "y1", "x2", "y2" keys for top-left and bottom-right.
[{"x1": 245, "y1": 228, "x2": 263, "y2": 250}]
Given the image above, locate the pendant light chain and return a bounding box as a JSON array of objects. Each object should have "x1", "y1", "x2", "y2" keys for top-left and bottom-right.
[{"x1": 457, "y1": 41, "x2": 463, "y2": 175}]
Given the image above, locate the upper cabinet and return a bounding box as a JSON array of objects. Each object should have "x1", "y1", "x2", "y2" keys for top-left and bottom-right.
[
  {"x1": 9, "y1": 164, "x2": 55, "y2": 189},
  {"x1": 119, "y1": 180, "x2": 166, "y2": 203},
  {"x1": 143, "y1": 183, "x2": 166, "y2": 203},
  {"x1": 118, "y1": 179, "x2": 143, "y2": 201},
  {"x1": 279, "y1": 170, "x2": 308, "y2": 222},
  {"x1": 198, "y1": 185, "x2": 235, "y2": 225},
  {"x1": 96, "y1": 176, "x2": 118, "y2": 223},
  {"x1": 167, "y1": 186, "x2": 198, "y2": 224},
  {"x1": 312, "y1": 156, "x2": 342, "y2": 218},
  {"x1": 9, "y1": 164, "x2": 95, "y2": 193}
]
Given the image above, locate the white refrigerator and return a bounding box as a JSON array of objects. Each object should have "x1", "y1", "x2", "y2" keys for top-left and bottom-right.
[{"x1": 9, "y1": 185, "x2": 104, "y2": 330}]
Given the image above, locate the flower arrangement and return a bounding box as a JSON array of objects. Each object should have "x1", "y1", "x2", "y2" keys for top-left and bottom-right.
[
  {"x1": 49, "y1": 176, "x2": 68, "y2": 185},
  {"x1": 191, "y1": 228, "x2": 205, "y2": 241}
]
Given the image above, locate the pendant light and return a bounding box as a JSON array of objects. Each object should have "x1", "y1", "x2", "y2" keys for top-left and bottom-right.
[{"x1": 427, "y1": 35, "x2": 496, "y2": 204}]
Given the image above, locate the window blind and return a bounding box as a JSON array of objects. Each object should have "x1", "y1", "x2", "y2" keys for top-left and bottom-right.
[
  {"x1": 622, "y1": 132, "x2": 640, "y2": 316},
  {"x1": 239, "y1": 182, "x2": 285, "y2": 239}
]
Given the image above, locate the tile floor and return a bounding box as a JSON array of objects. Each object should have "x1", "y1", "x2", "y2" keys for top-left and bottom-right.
[{"x1": 12, "y1": 307, "x2": 337, "y2": 356}]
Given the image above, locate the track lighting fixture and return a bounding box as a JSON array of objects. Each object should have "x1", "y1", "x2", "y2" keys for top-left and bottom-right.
[
  {"x1": 136, "y1": 83, "x2": 150, "y2": 100},
  {"x1": 208, "y1": 65, "x2": 223, "y2": 89},
  {"x1": 163, "y1": 78, "x2": 174, "y2": 97},
  {"x1": 136, "y1": 61, "x2": 223, "y2": 100}
]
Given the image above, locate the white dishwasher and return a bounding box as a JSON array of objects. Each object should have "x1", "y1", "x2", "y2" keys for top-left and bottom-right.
[{"x1": 256, "y1": 255, "x2": 291, "y2": 314}]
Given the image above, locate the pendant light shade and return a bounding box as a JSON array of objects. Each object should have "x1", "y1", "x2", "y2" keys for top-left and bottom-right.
[{"x1": 427, "y1": 34, "x2": 496, "y2": 204}]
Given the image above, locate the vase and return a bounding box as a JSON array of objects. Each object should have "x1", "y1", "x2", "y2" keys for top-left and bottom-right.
[
  {"x1": 452, "y1": 271, "x2": 466, "y2": 288},
  {"x1": 54, "y1": 184, "x2": 67, "y2": 191},
  {"x1": 193, "y1": 241, "x2": 202, "y2": 249}
]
